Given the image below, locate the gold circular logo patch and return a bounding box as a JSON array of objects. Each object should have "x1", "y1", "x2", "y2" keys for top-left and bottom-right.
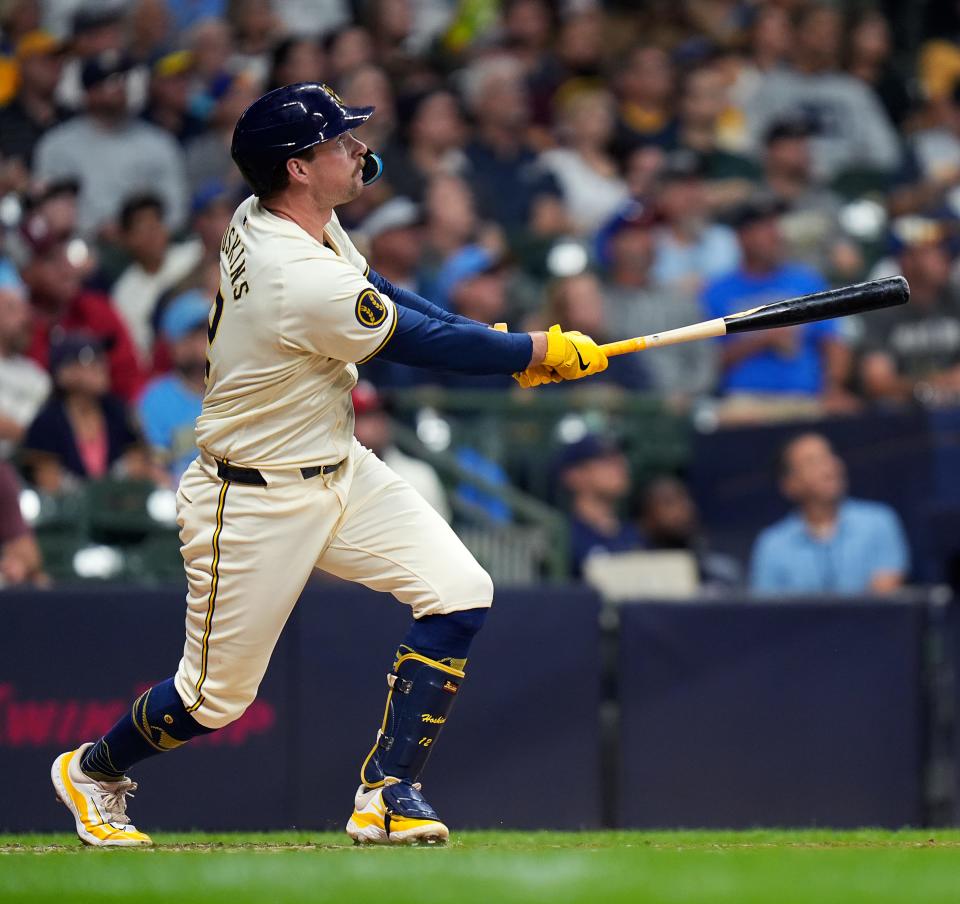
[{"x1": 356, "y1": 288, "x2": 387, "y2": 329}]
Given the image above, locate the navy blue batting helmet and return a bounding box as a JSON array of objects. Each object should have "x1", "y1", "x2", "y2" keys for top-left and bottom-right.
[{"x1": 231, "y1": 82, "x2": 382, "y2": 197}]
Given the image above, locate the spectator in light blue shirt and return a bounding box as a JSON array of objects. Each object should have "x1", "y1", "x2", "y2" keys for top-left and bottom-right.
[
  {"x1": 138, "y1": 290, "x2": 208, "y2": 483},
  {"x1": 750, "y1": 432, "x2": 909, "y2": 594},
  {"x1": 701, "y1": 194, "x2": 855, "y2": 408}
]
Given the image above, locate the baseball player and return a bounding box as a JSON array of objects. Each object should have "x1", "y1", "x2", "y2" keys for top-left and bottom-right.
[{"x1": 50, "y1": 83, "x2": 608, "y2": 847}]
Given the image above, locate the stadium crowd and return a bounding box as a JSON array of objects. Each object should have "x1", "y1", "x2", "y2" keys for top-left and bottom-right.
[{"x1": 0, "y1": 0, "x2": 953, "y2": 588}]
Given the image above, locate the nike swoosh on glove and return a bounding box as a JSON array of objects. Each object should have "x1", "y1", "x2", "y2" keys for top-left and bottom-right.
[{"x1": 541, "y1": 324, "x2": 608, "y2": 381}]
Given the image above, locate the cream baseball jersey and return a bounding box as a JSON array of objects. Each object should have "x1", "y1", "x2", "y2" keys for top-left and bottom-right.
[{"x1": 195, "y1": 196, "x2": 396, "y2": 468}]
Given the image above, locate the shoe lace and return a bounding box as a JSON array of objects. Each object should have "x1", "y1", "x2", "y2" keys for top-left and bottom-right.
[{"x1": 98, "y1": 779, "x2": 138, "y2": 826}]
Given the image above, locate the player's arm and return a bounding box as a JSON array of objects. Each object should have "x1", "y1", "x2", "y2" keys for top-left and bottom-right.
[
  {"x1": 365, "y1": 268, "x2": 484, "y2": 328},
  {"x1": 378, "y1": 304, "x2": 534, "y2": 374},
  {"x1": 284, "y1": 257, "x2": 602, "y2": 381},
  {"x1": 378, "y1": 307, "x2": 606, "y2": 383}
]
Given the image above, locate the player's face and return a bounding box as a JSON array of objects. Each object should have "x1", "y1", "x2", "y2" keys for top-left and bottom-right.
[{"x1": 307, "y1": 131, "x2": 368, "y2": 208}]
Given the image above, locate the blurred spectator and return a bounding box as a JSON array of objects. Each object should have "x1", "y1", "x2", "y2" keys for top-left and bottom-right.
[
  {"x1": 168, "y1": 0, "x2": 227, "y2": 37},
  {"x1": 551, "y1": 8, "x2": 605, "y2": 90},
  {"x1": 651, "y1": 150, "x2": 740, "y2": 294},
  {"x1": 229, "y1": 0, "x2": 280, "y2": 86},
  {"x1": 556, "y1": 433, "x2": 643, "y2": 579},
  {"x1": 726, "y1": 4, "x2": 793, "y2": 135},
  {"x1": 534, "y1": 271, "x2": 648, "y2": 391},
  {"x1": 184, "y1": 70, "x2": 260, "y2": 194},
  {"x1": 0, "y1": 30, "x2": 68, "y2": 186},
  {"x1": 612, "y1": 45, "x2": 678, "y2": 156},
  {"x1": 351, "y1": 380, "x2": 450, "y2": 522},
  {"x1": 750, "y1": 433, "x2": 909, "y2": 594},
  {"x1": 54, "y1": 5, "x2": 142, "y2": 113},
  {"x1": 600, "y1": 203, "x2": 715, "y2": 399},
  {"x1": 340, "y1": 63, "x2": 396, "y2": 152},
  {"x1": 356, "y1": 197, "x2": 422, "y2": 291},
  {"x1": 538, "y1": 88, "x2": 629, "y2": 235},
  {"x1": 385, "y1": 88, "x2": 468, "y2": 202},
  {"x1": 267, "y1": 36, "x2": 326, "y2": 91},
  {"x1": 21, "y1": 332, "x2": 150, "y2": 494},
  {"x1": 325, "y1": 25, "x2": 374, "y2": 85},
  {"x1": 142, "y1": 50, "x2": 207, "y2": 144},
  {"x1": 27, "y1": 178, "x2": 81, "y2": 238},
  {"x1": 128, "y1": 0, "x2": 174, "y2": 65},
  {"x1": 637, "y1": 474, "x2": 743, "y2": 591},
  {"x1": 421, "y1": 174, "x2": 493, "y2": 267},
  {"x1": 0, "y1": 282, "x2": 50, "y2": 458},
  {"x1": 674, "y1": 61, "x2": 757, "y2": 192},
  {"x1": 138, "y1": 291, "x2": 207, "y2": 483},
  {"x1": 427, "y1": 245, "x2": 513, "y2": 389},
  {"x1": 891, "y1": 83, "x2": 960, "y2": 218},
  {"x1": 165, "y1": 180, "x2": 236, "y2": 302},
  {"x1": 434, "y1": 244, "x2": 505, "y2": 321},
  {"x1": 845, "y1": 10, "x2": 912, "y2": 129},
  {"x1": 273, "y1": 0, "x2": 350, "y2": 40},
  {"x1": 859, "y1": 219, "x2": 960, "y2": 405},
  {"x1": 111, "y1": 193, "x2": 203, "y2": 367},
  {"x1": 17, "y1": 212, "x2": 146, "y2": 402},
  {"x1": 186, "y1": 16, "x2": 233, "y2": 90},
  {"x1": 762, "y1": 117, "x2": 862, "y2": 279},
  {"x1": 364, "y1": 0, "x2": 418, "y2": 78},
  {"x1": 701, "y1": 194, "x2": 853, "y2": 411},
  {"x1": 34, "y1": 49, "x2": 189, "y2": 237},
  {"x1": 748, "y1": 3, "x2": 901, "y2": 180},
  {"x1": 0, "y1": 458, "x2": 43, "y2": 587},
  {"x1": 462, "y1": 55, "x2": 567, "y2": 240}
]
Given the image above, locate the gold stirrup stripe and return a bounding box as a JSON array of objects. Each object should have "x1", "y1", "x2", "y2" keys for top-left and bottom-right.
[{"x1": 188, "y1": 474, "x2": 230, "y2": 713}]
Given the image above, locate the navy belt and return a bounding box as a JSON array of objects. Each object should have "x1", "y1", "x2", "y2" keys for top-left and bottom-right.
[{"x1": 215, "y1": 458, "x2": 343, "y2": 486}]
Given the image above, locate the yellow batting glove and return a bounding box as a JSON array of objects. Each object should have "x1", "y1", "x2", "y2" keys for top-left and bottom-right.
[
  {"x1": 541, "y1": 324, "x2": 608, "y2": 381},
  {"x1": 515, "y1": 364, "x2": 562, "y2": 388},
  {"x1": 492, "y1": 322, "x2": 561, "y2": 389}
]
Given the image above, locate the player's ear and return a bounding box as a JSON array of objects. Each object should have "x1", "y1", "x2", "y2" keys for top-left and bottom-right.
[{"x1": 288, "y1": 157, "x2": 308, "y2": 183}]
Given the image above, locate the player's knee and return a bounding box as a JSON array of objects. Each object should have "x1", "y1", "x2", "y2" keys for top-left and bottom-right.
[
  {"x1": 444, "y1": 559, "x2": 494, "y2": 613},
  {"x1": 184, "y1": 685, "x2": 258, "y2": 730}
]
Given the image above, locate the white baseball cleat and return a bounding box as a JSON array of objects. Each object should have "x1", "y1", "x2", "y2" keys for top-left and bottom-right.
[
  {"x1": 51, "y1": 742, "x2": 153, "y2": 847},
  {"x1": 346, "y1": 779, "x2": 449, "y2": 845}
]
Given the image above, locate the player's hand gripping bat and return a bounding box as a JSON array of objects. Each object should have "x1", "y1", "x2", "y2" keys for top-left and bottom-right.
[{"x1": 599, "y1": 276, "x2": 909, "y2": 358}]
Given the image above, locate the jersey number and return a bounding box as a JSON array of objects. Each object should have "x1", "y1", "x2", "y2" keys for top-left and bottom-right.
[{"x1": 205, "y1": 290, "x2": 224, "y2": 378}]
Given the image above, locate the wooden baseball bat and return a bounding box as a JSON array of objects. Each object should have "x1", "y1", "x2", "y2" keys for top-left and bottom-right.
[{"x1": 599, "y1": 276, "x2": 909, "y2": 358}]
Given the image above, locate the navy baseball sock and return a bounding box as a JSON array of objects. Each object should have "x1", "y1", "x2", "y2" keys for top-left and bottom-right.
[
  {"x1": 400, "y1": 607, "x2": 488, "y2": 669},
  {"x1": 80, "y1": 677, "x2": 215, "y2": 781}
]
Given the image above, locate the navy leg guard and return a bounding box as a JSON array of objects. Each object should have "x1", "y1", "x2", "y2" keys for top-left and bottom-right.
[
  {"x1": 360, "y1": 650, "x2": 465, "y2": 788},
  {"x1": 360, "y1": 608, "x2": 488, "y2": 788},
  {"x1": 80, "y1": 677, "x2": 215, "y2": 781}
]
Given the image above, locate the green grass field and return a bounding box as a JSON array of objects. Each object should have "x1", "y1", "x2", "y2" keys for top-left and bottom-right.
[{"x1": 3, "y1": 831, "x2": 960, "y2": 903}]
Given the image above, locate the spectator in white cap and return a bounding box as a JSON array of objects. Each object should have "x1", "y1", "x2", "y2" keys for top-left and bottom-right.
[
  {"x1": 137, "y1": 290, "x2": 209, "y2": 483},
  {"x1": 357, "y1": 197, "x2": 423, "y2": 292}
]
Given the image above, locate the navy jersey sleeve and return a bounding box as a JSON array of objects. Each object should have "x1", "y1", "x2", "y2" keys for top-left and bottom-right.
[
  {"x1": 366, "y1": 268, "x2": 483, "y2": 329},
  {"x1": 377, "y1": 305, "x2": 532, "y2": 374}
]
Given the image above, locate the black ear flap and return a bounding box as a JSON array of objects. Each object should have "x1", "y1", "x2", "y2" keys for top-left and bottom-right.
[{"x1": 361, "y1": 151, "x2": 384, "y2": 186}]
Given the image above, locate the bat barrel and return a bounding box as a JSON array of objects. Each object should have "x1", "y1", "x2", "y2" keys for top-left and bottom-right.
[{"x1": 723, "y1": 276, "x2": 909, "y2": 335}]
